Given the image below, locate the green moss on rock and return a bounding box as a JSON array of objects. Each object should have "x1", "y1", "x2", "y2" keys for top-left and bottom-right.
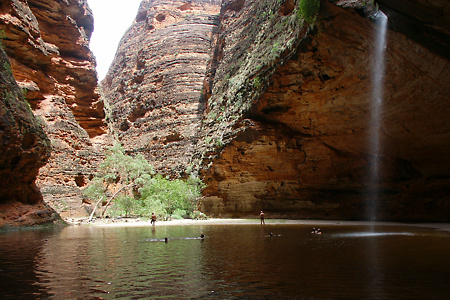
[{"x1": 195, "y1": 0, "x2": 319, "y2": 170}]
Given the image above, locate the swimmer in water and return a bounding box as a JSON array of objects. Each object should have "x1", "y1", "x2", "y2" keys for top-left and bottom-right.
[
  {"x1": 164, "y1": 237, "x2": 168, "y2": 243},
  {"x1": 200, "y1": 234, "x2": 205, "y2": 240}
]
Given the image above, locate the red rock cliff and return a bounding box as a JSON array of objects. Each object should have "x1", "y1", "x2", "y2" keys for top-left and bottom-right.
[
  {"x1": 0, "y1": 0, "x2": 110, "y2": 223},
  {"x1": 200, "y1": 0, "x2": 450, "y2": 221},
  {"x1": 0, "y1": 46, "x2": 54, "y2": 226},
  {"x1": 101, "y1": 0, "x2": 221, "y2": 176},
  {"x1": 99, "y1": 0, "x2": 450, "y2": 222},
  {"x1": 0, "y1": 0, "x2": 104, "y2": 135}
]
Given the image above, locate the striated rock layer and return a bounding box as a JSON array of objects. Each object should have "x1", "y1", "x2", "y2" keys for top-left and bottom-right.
[
  {"x1": 0, "y1": 0, "x2": 104, "y2": 136},
  {"x1": 102, "y1": 0, "x2": 449, "y2": 221},
  {"x1": 199, "y1": 0, "x2": 449, "y2": 221},
  {"x1": 59, "y1": 0, "x2": 448, "y2": 222},
  {"x1": 0, "y1": 0, "x2": 110, "y2": 222},
  {"x1": 101, "y1": 0, "x2": 221, "y2": 176}
]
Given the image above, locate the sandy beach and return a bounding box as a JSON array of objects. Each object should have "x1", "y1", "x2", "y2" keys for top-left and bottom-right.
[{"x1": 65, "y1": 217, "x2": 450, "y2": 232}]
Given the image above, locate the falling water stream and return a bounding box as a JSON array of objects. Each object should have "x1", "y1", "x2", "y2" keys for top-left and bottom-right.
[{"x1": 368, "y1": 11, "x2": 388, "y2": 221}]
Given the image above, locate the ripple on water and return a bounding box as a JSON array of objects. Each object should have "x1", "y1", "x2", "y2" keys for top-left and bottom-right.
[
  {"x1": 1, "y1": 224, "x2": 449, "y2": 299},
  {"x1": 333, "y1": 232, "x2": 415, "y2": 238}
]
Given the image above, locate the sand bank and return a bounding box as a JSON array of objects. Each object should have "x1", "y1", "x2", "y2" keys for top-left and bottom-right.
[{"x1": 65, "y1": 217, "x2": 450, "y2": 232}]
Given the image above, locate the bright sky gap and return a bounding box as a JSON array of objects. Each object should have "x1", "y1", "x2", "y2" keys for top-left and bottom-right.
[{"x1": 88, "y1": 0, "x2": 143, "y2": 81}]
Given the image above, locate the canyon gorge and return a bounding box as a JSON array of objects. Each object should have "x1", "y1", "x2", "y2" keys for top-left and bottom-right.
[{"x1": 0, "y1": 0, "x2": 449, "y2": 226}]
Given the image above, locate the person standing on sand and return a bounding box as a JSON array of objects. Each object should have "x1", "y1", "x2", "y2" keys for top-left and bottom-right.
[
  {"x1": 151, "y1": 213, "x2": 156, "y2": 226},
  {"x1": 260, "y1": 211, "x2": 265, "y2": 225}
]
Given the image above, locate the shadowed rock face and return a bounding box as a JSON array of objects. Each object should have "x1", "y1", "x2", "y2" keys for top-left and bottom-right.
[
  {"x1": 200, "y1": 0, "x2": 450, "y2": 221},
  {"x1": 0, "y1": 0, "x2": 111, "y2": 223},
  {"x1": 101, "y1": 0, "x2": 221, "y2": 176},
  {"x1": 0, "y1": 46, "x2": 55, "y2": 226},
  {"x1": 377, "y1": 0, "x2": 450, "y2": 60},
  {"x1": 2, "y1": 0, "x2": 447, "y2": 224},
  {"x1": 101, "y1": 0, "x2": 449, "y2": 222}
]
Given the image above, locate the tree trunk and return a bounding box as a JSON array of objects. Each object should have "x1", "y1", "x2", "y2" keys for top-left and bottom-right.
[
  {"x1": 101, "y1": 183, "x2": 134, "y2": 217},
  {"x1": 88, "y1": 196, "x2": 104, "y2": 222}
]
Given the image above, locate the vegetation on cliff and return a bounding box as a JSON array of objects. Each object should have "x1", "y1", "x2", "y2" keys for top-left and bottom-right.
[
  {"x1": 298, "y1": 0, "x2": 321, "y2": 24},
  {"x1": 196, "y1": 0, "x2": 319, "y2": 170},
  {"x1": 83, "y1": 144, "x2": 205, "y2": 220}
]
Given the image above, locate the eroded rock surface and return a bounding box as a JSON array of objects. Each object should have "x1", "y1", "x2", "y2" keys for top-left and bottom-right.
[
  {"x1": 200, "y1": 0, "x2": 449, "y2": 221},
  {"x1": 0, "y1": 46, "x2": 54, "y2": 226},
  {"x1": 101, "y1": 0, "x2": 221, "y2": 176},
  {"x1": 0, "y1": 0, "x2": 104, "y2": 136},
  {"x1": 101, "y1": 0, "x2": 449, "y2": 221},
  {"x1": 3, "y1": 0, "x2": 447, "y2": 224},
  {"x1": 0, "y1": 0, "x2": 110, "y2": 222}
]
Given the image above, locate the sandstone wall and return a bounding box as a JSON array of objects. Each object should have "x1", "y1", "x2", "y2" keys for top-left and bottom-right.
[
  {"x1": 0, "y1": 45, "x2": 54, "y2": 226},
  {"x1": 200, "y1": 0, "x2": 450, "y2": 221},
  {"x1": 95, "y1": 0, "x2": 449, "y2": 222},
  {"x1": 0, "y1": 0, "x2": 110, "y2": 221},
  {"x1": 193, "y1": 0, "x2": 312, "y2": 171},
  {"x1": 0, "y1": 0, "x2": 104, "y2": 135},
  {"x1": 101, "y1": 0, "x2": 221, "y2": 176}
]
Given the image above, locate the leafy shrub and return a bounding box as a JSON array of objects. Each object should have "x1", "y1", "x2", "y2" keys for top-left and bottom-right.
[
  {"x1": 115, "y1": 195, "x2": 134, "y2": 217},
  {"x1": 297, "y1": 0, "x2": 320, "y2": 24},
  {"x1": 253, "y1": 76, "x2": 262, "y2": 89},
  {"x1": 84, "y1": 143, "x2": 205, "y2": 220},
  {"x1": 139, "y1": 174, "x2": 204, "y2": 217}
]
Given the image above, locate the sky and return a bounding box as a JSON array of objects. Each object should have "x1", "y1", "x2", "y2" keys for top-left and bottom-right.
[{"x1": 87, "y1": 0, "x2": 143, "y2": 81}]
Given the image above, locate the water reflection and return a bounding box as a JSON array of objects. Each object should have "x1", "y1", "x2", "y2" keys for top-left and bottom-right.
[
  {"x1": 33, "y1": 226, "x2": 208, "y2": 298},
  {"x1": 0, "y1": 228, "x2": 53, "y2": 299},
  {"x1": 0, "y1": 224, "x2": 449, "y2": 299},
  {"x1": 334, "y1": 232, "x2": 414, "y2": 237}
]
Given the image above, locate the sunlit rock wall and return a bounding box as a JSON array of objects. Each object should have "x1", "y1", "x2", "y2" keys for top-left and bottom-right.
[
  {"x1": 0, "y1": 0, "x2": 104, "y2": 135},
  {"x1": 101, "y1": 0, "x2": 221, "y2": 176},
  {"x1": 200, "y1": 0, "x2": 450, "y2": 221},
  {"x1": 0, "y1": 0, "x2": 111, "y2": 220}
]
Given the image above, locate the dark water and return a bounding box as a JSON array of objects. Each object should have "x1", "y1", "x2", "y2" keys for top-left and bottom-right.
[{"x1": 0, "y1": 223, "x2": 449, "y2": 299}]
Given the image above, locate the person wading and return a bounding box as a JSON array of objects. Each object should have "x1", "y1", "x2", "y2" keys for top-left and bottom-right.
[{"x1": 260, "y1": 210, "x2": 265, "y2": 225}]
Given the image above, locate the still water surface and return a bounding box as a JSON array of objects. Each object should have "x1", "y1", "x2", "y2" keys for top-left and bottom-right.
[{"x1": 0, "y1": 223, "x2": 449, "y2": 299}]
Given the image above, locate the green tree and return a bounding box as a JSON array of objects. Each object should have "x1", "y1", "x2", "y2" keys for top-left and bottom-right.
[
  {"x1": 83, "y1": 143, "x2": 205, "y2": 220},
  {"x1": 138, "y1": 174, "x2": 205, "y2": 219},
  {"x1": 100, "y1": 143, "x2": 154, "y2": 185},
  {"x1": 84, "y1": 143, "x2": 155, "y2": 220},
  {"x1": 115, "y1": 195, "x2": 134, "y2": 218}
]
